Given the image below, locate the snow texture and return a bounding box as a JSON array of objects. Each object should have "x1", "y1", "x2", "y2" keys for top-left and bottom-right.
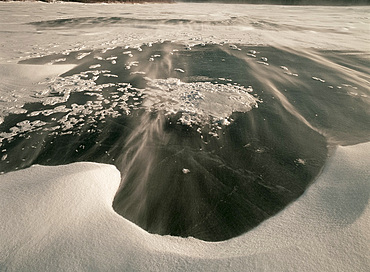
[
  {"x1": 0, "y1": 142, "x2": 369, "y2": 271},
  {"x1": 0, "y1": 2, "x2": 369, "y2": 271}
]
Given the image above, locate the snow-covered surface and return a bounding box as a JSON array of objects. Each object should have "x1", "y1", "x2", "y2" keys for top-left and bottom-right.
[
  {"x1": 0, "y1": 1, "x2": 368, "y2": 122},
  {"x1": 0, "y1": 142, "x2": 369, "y2": 271},
  {"x1": 1, "y1": 2, "x2": 369, "y2": 64},
  {"x1": 0, "y1": 2, "x2": 369, "y2": 271},
  {"x1": 0, "y1": 64, "x2": 75, "y2": 122},
  {"x1": 144, "y1": 78, "x2": 257, "y2": 126}
]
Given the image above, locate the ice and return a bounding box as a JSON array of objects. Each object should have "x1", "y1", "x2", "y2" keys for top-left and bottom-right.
[
  {"x1": 89, "y1": 64, "x2": 101, "y2": 69},
  {"x1": 0, "y1": 1, "x2": 369, "y2": 270},
  {"x1": 0, "y1": 66, "x2": 143, "y2": 144},
  {"x1": 182, "y1": 168, "x2": 190, "y2": 174},
  {"x1": 2, "y1": 2, "x2": 367, "y2": 68},
  {"x1": 257, "y1": 60, "x2": 269, "y2": 66},
  {"x1": 312, "y1": 76, "x2": 326, "y2": 83},
  {"x1": 76, "y1": 52, "x2": 91, "y2": 60},
  {"x1": 0, "y1": 142, "x2": 369, "y2": 271},
  {"x1": 0, "y1": 64, "x2": 75, "y2": 119},
  {"x1": 174, "y1": 68, "x2": 185, "y2": 73},
  {"x1": 0, "y1": 119, "x2": 47, "y2": 143},
  {"x1": 142, "y1": 78, "x2": 258, "y2": 128}
]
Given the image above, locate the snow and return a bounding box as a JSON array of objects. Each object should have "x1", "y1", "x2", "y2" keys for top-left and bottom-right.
[
  {"x1": 0, "y1": 142, "x2": 369, "y2": 271},
  {"x1": 143, "y1": 78, "x2": 258, "y2": 127},
  {"x1": 0, "y1": 2, "x2": 368, "y2": 64},
  {"x1": 0, "y1": 2, "x2": 369, "y2": 271},
  {"x1": 0, "y1": 1, "x2": 368, "y2": 121},
  {"x1": 0, "y1": 64, "x2": 75, "y2": 121}
]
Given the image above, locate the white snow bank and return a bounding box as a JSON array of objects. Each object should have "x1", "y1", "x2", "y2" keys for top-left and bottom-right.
[{"x1": 1, "y1": 142, "x2": 369, "y2": 271}]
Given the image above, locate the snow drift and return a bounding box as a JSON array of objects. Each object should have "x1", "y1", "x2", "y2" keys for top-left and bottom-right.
[
  {"x1": 1, "y1": 142, "x2": 369, "y2": 271},
  {"x1": 0, "y1": 2, "x2": 369, "y2": 271}
]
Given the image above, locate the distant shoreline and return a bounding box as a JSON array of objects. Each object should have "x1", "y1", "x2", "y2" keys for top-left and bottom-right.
[
  {"x1": 1, "y1": 0, "x2": 369, "y2": 5},
  {"x1": 0, "y1": 0, "x2": 175, "y2": 3}
]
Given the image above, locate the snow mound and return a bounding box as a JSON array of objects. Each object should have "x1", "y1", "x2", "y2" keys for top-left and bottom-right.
[{"x1": 1, "y1": 142, "x2": 369, "y2": 271}]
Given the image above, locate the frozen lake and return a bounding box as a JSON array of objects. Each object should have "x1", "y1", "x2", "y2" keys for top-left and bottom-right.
[{"x1": 0, "y1": 1, "x2": 369, "y2": 271}]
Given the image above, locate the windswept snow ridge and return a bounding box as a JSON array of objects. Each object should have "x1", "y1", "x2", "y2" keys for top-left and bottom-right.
[{"x1": 0, "y1": 142, "x2": 369, "y2": 271}]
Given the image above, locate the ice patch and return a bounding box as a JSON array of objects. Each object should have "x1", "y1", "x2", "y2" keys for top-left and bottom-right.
[
  {"x1": 142, "y1": 78, "x2": 259, "y2": 127},
  {"x1": 174, "y1": 68, "x2": 185, "y2": 73},
  {"x1": 182, "y1": 168, "x2": 190, "y2": 174},
  {"x1": 0, "y1": 64, "x2": 75, "y2": 120},
  {"x1": 312, "y1": 76, "x2": 326, "y2": 83},
  {"x1": 0, "y1": 70, "x2": 140, "y2": 143}
]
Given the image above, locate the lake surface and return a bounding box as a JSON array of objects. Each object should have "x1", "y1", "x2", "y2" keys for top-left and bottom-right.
[{"x1": 0, "y1": 2, "x2": 369, "y2": 241}]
